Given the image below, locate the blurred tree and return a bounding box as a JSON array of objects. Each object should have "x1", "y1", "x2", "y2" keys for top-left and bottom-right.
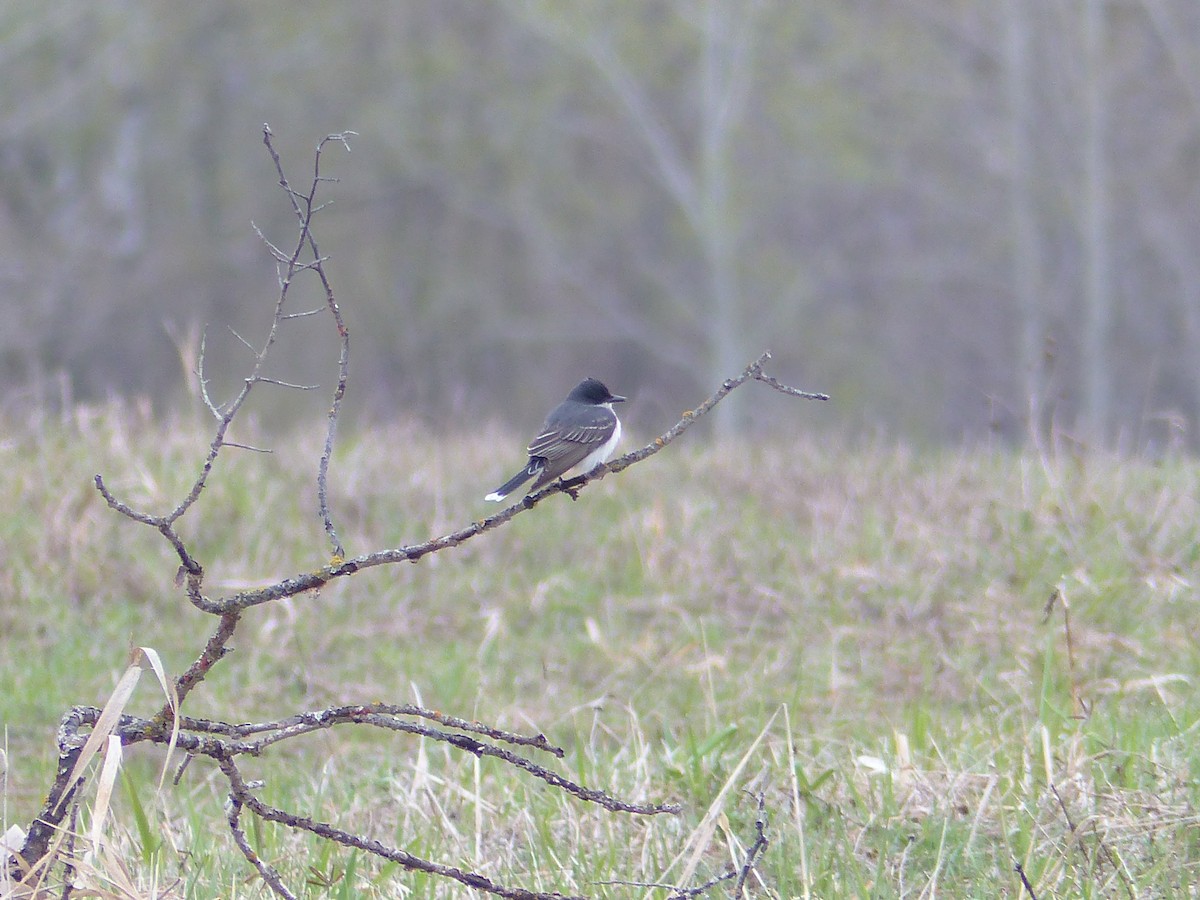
[
  {"x1": 1005, "y1": 0, "x2": 1045, "y2": 436},
  {"x1": 1081, "y1": 0, "x2": 1113, "y2": 443},
  {"x1": 0, "y1": 1, "x2": 1199, "y2": 446},
  {"x1": 509, "y1": 0, "x2": 765, "y2": 435}
]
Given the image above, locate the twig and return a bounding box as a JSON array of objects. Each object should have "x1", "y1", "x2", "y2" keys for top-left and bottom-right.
[
  {"x1": 255, "y1": 377, "x2": 319, "y2": 390},
  {"x1": 1044, "y1": 586, "x2": 1086, "y2": 719},
  {"x1": 732, "y1": 793, "x2": 770, "y2": 896},
  {"x1": 250, "y1": 221, "x2": 289, "y2": 262},
  {"x1": 222, "y1": 440, "x2": 273, "y2": 453},
  {"x1": 219, "y1": 755, "x2": 585, "y2": 900},
  {"x1": 46, "y1": 702, "x2": 675, "y2": 815},
  {"x1": 750, "y1": 368, "x2": 829, "y2": 401},
  {"x1": 617, "y1": 794, "x2": 770, "y2": 899},
  {"x1": 227, "y1": 326, "x2": 257, "y2": 353},
  {"x1": 262, "y1": 125, "x2": 352, "y2": 562},
  {"x1": 1050, "y1": 783, "x2": 1133, "y2": 899},
  {"x1": 172, "y1": 611, "x2": 241, "y2": 706},
  {"x1": 197, "y1": 328, "x2": 222, "y2": 419},
  {"x1": 227, "y1": 793, "x2": 298, "y2": 900},
  {"x1": 93, "y1": 128, "x2": 352, "y2": 592},
  {"x1": 664, "y1": 869, "x2": 737, "y2": 899},
  {"x1": 220, "y1": 703, "x2": 568, "y2": 755},
  {"x1": 1014, "y1": 861, "x2": 1039, "y2": 899}
]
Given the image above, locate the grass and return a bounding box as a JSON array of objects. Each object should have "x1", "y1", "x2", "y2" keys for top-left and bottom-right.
[{"x1": 3, "y1": 400, "x2": 1200, "y2": 896}]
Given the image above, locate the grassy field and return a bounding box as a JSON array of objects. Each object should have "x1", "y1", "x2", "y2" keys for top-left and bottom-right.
[{"x1": 3, "y1": 401, "x2": 1200, "y2": 897}]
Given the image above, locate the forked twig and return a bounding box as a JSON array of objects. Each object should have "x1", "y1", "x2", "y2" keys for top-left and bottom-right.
[
  {"x1": 261, "y1": 125, "x2": 354, "y2": 562},
  {"x1": 599, "y1": 793, "x2": 771, "y2": 898},
  {"x1": 1049, "y1": 783, "x2": 1134, "y2": 899},
  {"x1": 731, "y1": 793, "x2": 770, "y2": 897},
  {"x1": 227, "y1": 794, "x2": 298, "y2": 900},
  {"x1": 220, "y1": 756, "x2": 585, "y2": 900}
]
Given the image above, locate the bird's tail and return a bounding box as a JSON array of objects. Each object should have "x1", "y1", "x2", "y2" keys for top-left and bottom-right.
[{"x1": 485, "y1": 460, "x2": 545, "y2": 502}]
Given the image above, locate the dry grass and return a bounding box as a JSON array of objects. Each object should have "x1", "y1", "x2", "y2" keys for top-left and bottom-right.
[{"x1": 3, "y1": 403, "x2": 1200, "y2": 897}]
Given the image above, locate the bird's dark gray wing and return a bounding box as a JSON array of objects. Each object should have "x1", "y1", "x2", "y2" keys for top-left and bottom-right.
[{"x1": 526, "y1": 406, "x2": 616, "y2": 487}]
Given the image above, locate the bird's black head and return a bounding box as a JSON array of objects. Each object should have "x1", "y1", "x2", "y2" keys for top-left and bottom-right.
[{"x1": 568, "y1": 377, "x2": 626, "y2": 405}]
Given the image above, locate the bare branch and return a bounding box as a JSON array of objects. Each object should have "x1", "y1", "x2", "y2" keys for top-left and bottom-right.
[
  {"x1": 93, "y1": 125, "x2": 357, "y2": 627},
  {"x1": 254, "y1": 377, "x2": 318, "y2": 390},
  {"x1": 615, "y1": 794, "x2": 768, "y2": 899},
  {"x1": 172, "y1": 611, "x2": 241, "y2": 705},
  {"x1": 227, "y1": 326, "x2": 257, "y2": 355},
  {"x1": 731, "y1": 793, "x2": 770, "y2": 897},
  {"x1": 251, "y1": 220, "x2": 290, "y2": 263},
  {"x1": 25, "y1": 695, "x2": 672, "y2": 898},
  {"x1": 241, "y1": 703, "x2": 569, "y2": 756},
  {"x1": 261, "y1": 125, "x2": 350, "y2": 561},
  {"x1": 93, "y1": 474, "x2": 203, "y2": 579},
  {"x1": 751, "y1": 369, "x2": 830, "y2": 401},
  {"x1": 197, "y1": 328, "x2": 223, "y2": 419},
  {"x1": 219, "y1": 755, "x2": 586, "y2": 900},
  {"x1": 222, "y1": 440, "x2": 272, "y2": 453},
  {"x1": 1015, "y1": 861, "x2": 1040, "y2": 899},
  {"x1": 226, "y1": 793, "x2": 298, "y2": 900}
]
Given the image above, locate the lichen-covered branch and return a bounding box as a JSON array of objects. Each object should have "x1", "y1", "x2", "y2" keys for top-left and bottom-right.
[
  {"x1": 17, "y1": 700, "x2": 675, "y2": 898},
  {"x1": 183, "y1": 351, "x2": 826, "y2": 617}
]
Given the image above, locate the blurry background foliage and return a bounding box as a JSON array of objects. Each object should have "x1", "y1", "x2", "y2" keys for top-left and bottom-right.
[{"x1": 1, "y1": 0, "x2": 1198, "y2": 447}]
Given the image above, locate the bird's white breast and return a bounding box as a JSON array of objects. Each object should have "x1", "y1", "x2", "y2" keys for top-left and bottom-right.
[{"x1": 577, "y1": 408, "x2": 621, "y2": 474}]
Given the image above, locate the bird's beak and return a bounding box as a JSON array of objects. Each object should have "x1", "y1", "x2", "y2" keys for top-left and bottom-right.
[{"x1": 610, "y1": 394, "x2": 627, "y2": 403}]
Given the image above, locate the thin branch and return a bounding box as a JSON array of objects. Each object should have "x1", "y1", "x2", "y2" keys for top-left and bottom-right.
[
  {"x1": 280, "y1": 307, "x2": 326, "y2": 320},
  {"x1": 25, "y1": 694, "x2": 676, "y2": 885},
  {"x1": 224, "y1": 703, "x2": 568, "y2": 756},
  {"x1": 254, "y1": 377, "x2": 319, "y2": 390},
  {"x1": 219, "y1": 755, "x2": 585, "y2": 900},
  {"x1": 93, "y1": 127, "x2": 355, "y2": 619},
  {"x1": 665, "y1": 870, "x2": 736, "y2": 899},
  {"x1": 1015, "y1": 861, "x2": 1040, "y2": 899},
  {"x1": 227, "y1": 326, "x2": 257, "y2": 354},
  {"x1": 93, "y1": 474, "x2": 202, "y2": 580},
  {"x1": 251, "y1": 221, "x2": 290, "y2": 262},
  {"x1": 636, "y1": 794, "x2": 769, "y2": 899},
  {"x1": 222, "y1": 440, "x2": 273, "y2": 454},
  {"x1": 732, "y1": 793, "x2": 770, "y2": 897},
  {"x1": 751, "y1": 369, "x2": 829, "y2": 401},
  {"x1": 183, "y1": 351, "x2": 826, "y2": 616},
  {"x1": 48, "y1": 701, "x2": 675, "y2": 818},
  {"x1": 226, "y1": 793, "x2": 298, "y2": 900},
  {"x1": 172, "y1": 611, "x2": 241, "y2": 706},
  {"x1": 197, "y1": 328, "x2": 223, "y2": 419},
  {"x1": 262, "y1": 125, "x2": 352, "y2": 561}
]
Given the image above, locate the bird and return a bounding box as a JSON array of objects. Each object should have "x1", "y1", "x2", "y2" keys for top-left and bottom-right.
[{"x1": 485, "y1": 377, "x2": 626, "y2": 502}]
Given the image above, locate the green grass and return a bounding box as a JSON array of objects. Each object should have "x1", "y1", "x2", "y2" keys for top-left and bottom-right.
[{"x1": 4, "y1": 402, "x2": 1200, "y2": 896}]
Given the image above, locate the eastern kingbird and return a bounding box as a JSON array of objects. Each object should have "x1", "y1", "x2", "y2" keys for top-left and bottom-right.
[{"x1": 485, "y1": 378, "x2": 626, "y2": 502}]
